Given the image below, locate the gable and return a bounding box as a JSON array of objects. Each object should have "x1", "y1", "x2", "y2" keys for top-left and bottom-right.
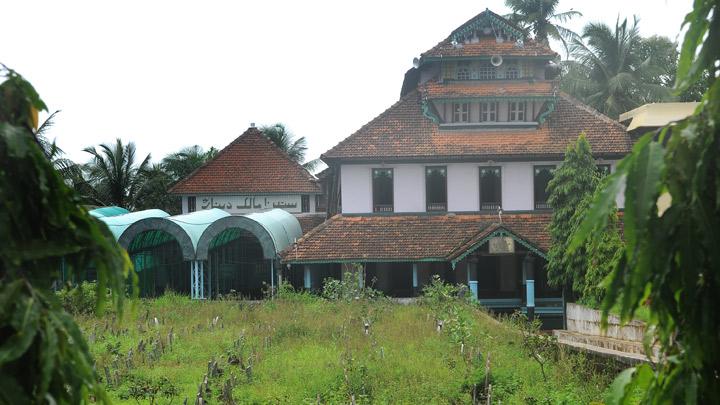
[{"x1": 170, "y1": 127, "x2": 320, "y2": 195}]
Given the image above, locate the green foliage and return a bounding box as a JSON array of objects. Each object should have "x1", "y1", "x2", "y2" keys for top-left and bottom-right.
[
  {"x1": 83, "y1": 138, "x2": 152, "y2": 210},
  {"x1": 570, "y1": 1, "x2": 720, "y2": 402},
  {"x1": 321, "y1": 265, "x2": 383, "y2": 301},
  {"x1": 510, "y1": 312, "x2": 558, "y2": 381},
  {"x1": 119, "y1": 375, "x2": 179, "y2": 405},
  {"x1": 503, "y1": 0, "x2": 582, "y2": 54},
  {"x1": 78, "y1": 295, "x2": 612, "y2": 403},
  {"x1": 562, "y1": 17, "x2": 674, "y2": 118},
  {"x1": 579, "y1": 188, "x2": 623, "y2": 308},
  {"x1": 0, "y1": 66, "x2": 134, "y2": 404},
  {"x1": 56, "y1": 281, "x2": 99, "y2": 315},
  {"x1": 546, "y1": 134, "x2": 599, "y2": 296},
  {"x1": 259, "y1": 122, "x2": 319, "y2": 171}
]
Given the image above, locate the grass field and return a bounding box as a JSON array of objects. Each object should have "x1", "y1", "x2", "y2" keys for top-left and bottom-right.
[{"x1": 77, "y1": 292, "x2": 617, "y2": 404}]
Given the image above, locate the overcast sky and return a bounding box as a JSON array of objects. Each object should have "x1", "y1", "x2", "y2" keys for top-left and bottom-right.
[{"x1": 2, "y1": 0, "x2": 692, "y2": 167}]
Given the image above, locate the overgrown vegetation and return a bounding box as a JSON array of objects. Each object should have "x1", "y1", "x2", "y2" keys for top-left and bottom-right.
[
  {"x1": 546, "y1": 134, "x2": 624, "y2": 305},
  {"x1": 570, "y1": 1, "x2": 720, "y2": 402},
  {"x1": 77, "y1": 291, "x2": 615, "y2": 404},
  {"x1": 0, "y1": 65, "x2": 133, "y2": 403}
]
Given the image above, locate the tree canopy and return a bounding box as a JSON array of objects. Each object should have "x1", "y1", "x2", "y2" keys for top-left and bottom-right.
[
  {"x1": 0, "y1": 65, "x2": 133, "y2": 403},
  {"x1": 570, "y1": 0, "x2": 720, "y2": 401}
]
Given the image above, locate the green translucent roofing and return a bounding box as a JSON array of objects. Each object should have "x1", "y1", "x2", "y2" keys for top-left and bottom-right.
[
  {"x1": 245, "y1": 209, "x2": 302, "y2": 254},
  {"x1": 167, "y1": 208, "x2": 230, "y2": 250},
  {"x1": 89, "y1": 206, "x2": 130, "y2": 218},
  {"x1": 99, "y1": 209, "x2": 170, "y2": 240}
]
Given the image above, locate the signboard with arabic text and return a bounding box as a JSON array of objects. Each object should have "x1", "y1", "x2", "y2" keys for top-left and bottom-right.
[{"x1": 198, "y1": 195, "x2": 302, "y2": 214}]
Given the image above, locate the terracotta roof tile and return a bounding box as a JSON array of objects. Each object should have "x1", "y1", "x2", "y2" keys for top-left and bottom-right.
[
  {"x1": 281, "y1": 213, "x2": 551, "y2": 263},
  {"x1": 170, "y1": 128, "x2": 320, "y2": 194},
  {"x1": 423, "y1": 80, "x2": 556, "y2": 99},
  {"x1": 422, "y1": 36, "x2": 557, "y2": 59},
  {"x1": 296, "y1": 214, "x2": 328, "y2": 234},
  {"x1": 322, "y1": 91, "x2": 631, "y2": 161}
]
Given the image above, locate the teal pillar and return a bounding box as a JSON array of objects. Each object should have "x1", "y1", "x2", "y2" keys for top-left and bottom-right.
[
  {"x1": 523, "y1": 254, "x2": 535, "y2": 320},
  {"x1": 304, "y1": 265, "x2": 312, "y2": 289}
]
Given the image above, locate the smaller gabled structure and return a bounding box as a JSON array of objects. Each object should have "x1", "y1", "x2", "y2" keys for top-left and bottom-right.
[{"x1": 170, "y1": 127, "x2": 324, "y2": 224}]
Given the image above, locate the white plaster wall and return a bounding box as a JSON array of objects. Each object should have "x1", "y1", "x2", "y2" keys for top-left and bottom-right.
[
  {"x1": 339, "y1": 160, "x2": 624, "y2": 214},
  {"x1": 501, "y1": 162, "x2": 534, "y2": 211},
  {"x1": 341, "y1": 165, "x2": 372, "y2": 213},
  {"x1": 394, "y1": 165, "x2": 425, "y2": 212},
  {"x1": 448, "y1": 164, "x2": 478, "y2": 211}
]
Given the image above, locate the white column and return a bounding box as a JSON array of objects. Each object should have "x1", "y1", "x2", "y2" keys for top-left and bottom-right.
[{"x1": 412, "y1": 263, "x2": 418, "y2": 288}]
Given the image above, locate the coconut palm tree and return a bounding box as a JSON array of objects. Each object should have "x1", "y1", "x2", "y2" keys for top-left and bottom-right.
[
  {"x1": 504, "y1": 0, "x2": 582, "y2": 54},
  {"x1": 565, "y1": 16, "x2": 671, "y2": 118},
  {"x1": 83, "y1": 139, "x2": 151, "y2": 209},
  {"x1": 260, "y1": 123, "x2": 320, "y2": 171},
  {"x1": 162, "y1": 145, "x2": 218, "y2": 182}
]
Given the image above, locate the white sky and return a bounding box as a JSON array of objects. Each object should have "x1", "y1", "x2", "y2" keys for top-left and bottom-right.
[{"x1": 2, "y1": 0, "x2": 692, "y2": 167}]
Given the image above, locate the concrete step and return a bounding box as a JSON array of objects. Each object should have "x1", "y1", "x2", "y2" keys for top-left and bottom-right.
[{"x1": 553, "y1": 330, "x2": 658, "y2": 364}]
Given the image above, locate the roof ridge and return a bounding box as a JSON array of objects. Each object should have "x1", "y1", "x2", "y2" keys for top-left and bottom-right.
[
  {"x1": 169, "y1": 129, "x2": 258, "y2": 194},
  {"x1": 169, "y1": 127, "x2": 319, "y2": 195},
  {"x1": 557, "y1": 92, "x2": 627, "y2": 132},
  {"x1": 322, "y1": 90, "x2": 421, "y2": 160},
  {"x1": 253, "y1": 126, "x2": 319, "y2": 182}
]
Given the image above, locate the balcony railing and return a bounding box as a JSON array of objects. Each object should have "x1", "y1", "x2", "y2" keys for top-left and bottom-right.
[
  {"x1": 535, "y1": 202, "x2": 552, "y2": 210},
  {"x1": 481, "y1": 202, "x2": 501, "y2": 211},
  {"x1": 427, "y1": 202, "x2": 447, "y2": 212},
  {"x1": 373, "y1": 204, "x2": 394, "y2": 213}
]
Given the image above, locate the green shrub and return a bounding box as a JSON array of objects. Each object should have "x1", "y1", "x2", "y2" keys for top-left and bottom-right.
[
  {"x1": 56, "y1": 281, "x2": 99, "y2": 315},
  {"x1": 321, "y1": 265, "x2": 382, "y2": 301}
]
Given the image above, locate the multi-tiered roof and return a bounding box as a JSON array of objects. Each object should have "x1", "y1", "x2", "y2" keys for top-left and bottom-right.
[{"x1": 322, "y1": 9, "x2": 630, "y2": 163}]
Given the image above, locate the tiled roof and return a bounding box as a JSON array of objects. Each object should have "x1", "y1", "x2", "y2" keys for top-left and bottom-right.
[
  {"x1": 322, "y1": 91, "x2": 631, "y2": 161},
  {"x1": 420, "y1": 9, "x2": 557, "y2": 60},
  {"x1": 281, "y1": 213, "x2": 551, "y2": 263},
  {"x1": 422, "y1": 36, "x2": 557, "y2": 59},
  {"x1": 170, "y1": 128, "x2": 320, "y2": 194},
  {"x1": 296, "y1": 214, "x2": 327, "y2": 234},
  {"x1": 423, "y1": 80, "x2": 556, "y2": 99}
]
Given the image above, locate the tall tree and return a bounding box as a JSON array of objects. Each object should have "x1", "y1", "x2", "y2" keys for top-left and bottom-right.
[
  {"x1": 570, "y1": 0, "x2": 720, "y2": 401},
  {"x1": 134, "y1": 163, "x2": 180, "y2": 214},
  {"x1": 162, "y1": 145, "x2": 218, "y2": 182},
  {"x1": 563, "y1": 16, "x2": 671, "y2": 118},
  {"x1": 0, "y1": 65, "x2": 132, "y2": 404},
  {"x1": 545, "y1": 134, "x2": 598, "y2": 297},
  {"x1": 83, "y1": 139, "x2": 151, "y2": 210},
  {"x1": 504, "y1": 0, "x2": 582, "y2": 54},
  {"x1": 260, "y1": 123, "x2": 319, "y2": 171}
]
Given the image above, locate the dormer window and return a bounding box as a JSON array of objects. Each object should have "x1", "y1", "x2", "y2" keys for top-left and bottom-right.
[
  {"x1": 478, "y1": 63, "x2": 496, "y2": 80},
  {"x1": 452, "y1": 103, "x2": 470, "y2": 123},
  {"x1": 480, "y1": 102, "x2": 498, "y2": 122},
  {"x1": 506, "y1": 66, "x2": 519, "y2": 79},
  {"x1": 508, "y1": 101, "x2": 527, "y2": 121}
]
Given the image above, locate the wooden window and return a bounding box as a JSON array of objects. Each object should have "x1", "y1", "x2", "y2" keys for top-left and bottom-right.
[
  {"x1": 533, "y1": 165, "x2": 555, "y2": 210},
  {"x1": 480, "y1": 102, "x2": 498, "y2": 122},
  {"x1": 301, "y1": 195, "x2": 310, "y2": 212},
  {"x1": 508, "y1": 101, "x2": 527, "y2": 121},
  {"x1": 187, "y1": 196, "x2": 196, "y2": 213},
  {"x1": 480, "y1": 167, "x2": 502, "y2": 210},
  {"x1": 506, "y1": 65, "x2": 519, "y2": 79},
  {"x1": 452, "y1": 103, "x2": 470, "y2": 123},
  {"x1": 457, "y1": 67, "x2": 470, "y2": 80},
  {"x1": 372, "y1": 168, "x2": 394, "y2": 212},
  {"x1": 478, "y1": 63, "x2": 496, "y2": 80},
  {"x1": 425, "y1": 166, "x2": 447, "y2": 212}
]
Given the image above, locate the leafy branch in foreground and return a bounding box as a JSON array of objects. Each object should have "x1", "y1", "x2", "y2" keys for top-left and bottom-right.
[
  {"x1": 568, "y1": 1, "x2": 720, "y2": 402},
  {"x1": 0, "y1": 66, "x2": 135, "y2": 403}
]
